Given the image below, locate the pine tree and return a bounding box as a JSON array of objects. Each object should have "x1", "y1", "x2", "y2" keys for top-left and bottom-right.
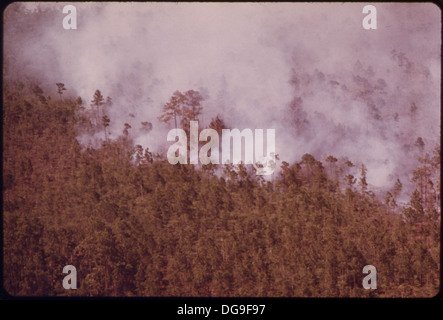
[
  {"x1": 158, "y1": 90, "x2": 203, "y2": 135},
  {"x1": 209, "y1": 115, "x2": 227, "y2": 134},
  {"x1": 403, "y1": 190, "x2": 424, "y2": 223},
  {"x1": 91, "y1": 90, "x2": 105, "y2": 125},
  {"x1": 102, "y1": 115, "x2": 110, "y2": 142},
  {"x1": 414, "y1": 137, "x2": 425, "y2": 154},
  {"x1": 123, "y1": 123, "x2": 131, "y2": 136},
  {"x1": 393, "y1": 179, "x2": 402, "y2": 199},
  {"x1": 56, "y1": 83, "x2": 66, "y2": 99},
  {"x1": 158, "y1": 90, "x2": 184, "y2": 129},
  {"x1": 325, "y1": 155, "x2": 338, "y2": 178}
]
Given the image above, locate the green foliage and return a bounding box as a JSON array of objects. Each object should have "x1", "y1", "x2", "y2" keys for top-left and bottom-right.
[{"x1": 2, "y1": 82, "x2": 440, "y2": 297}]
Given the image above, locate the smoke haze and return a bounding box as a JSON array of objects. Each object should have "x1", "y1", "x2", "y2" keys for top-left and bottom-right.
[{"x1": 3, "y1": 2, "x2": 441, "y2": 194}]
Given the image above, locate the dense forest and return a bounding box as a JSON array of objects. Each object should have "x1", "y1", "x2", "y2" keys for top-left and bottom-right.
[{"x1": 2, "y1": 80, "x2": 440, "y2": 297}]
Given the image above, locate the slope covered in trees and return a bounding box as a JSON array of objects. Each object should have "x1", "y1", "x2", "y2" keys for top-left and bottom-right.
[{"x1": 2, "y1": 81, "x2": 440, "y2": 297}]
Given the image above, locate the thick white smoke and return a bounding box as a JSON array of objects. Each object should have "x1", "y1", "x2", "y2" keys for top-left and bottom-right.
[{"x1": 4, "y1": 2, "x2": 441, "y2": 194}]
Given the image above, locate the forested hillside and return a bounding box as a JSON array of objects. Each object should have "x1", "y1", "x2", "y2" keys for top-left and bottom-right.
[{"x1": 2, "y1": 81, "x2": 440, "y2": 297}]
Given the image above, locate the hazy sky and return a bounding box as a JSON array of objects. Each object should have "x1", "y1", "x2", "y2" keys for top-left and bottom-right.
[{"x1": 4, "y1": 2, "x2": 441, "y2": 192}]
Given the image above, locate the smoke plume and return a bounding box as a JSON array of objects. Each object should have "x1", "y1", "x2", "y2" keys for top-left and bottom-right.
[{"x1": 4, "y1": 2, "x2": 441, "y2": 196}]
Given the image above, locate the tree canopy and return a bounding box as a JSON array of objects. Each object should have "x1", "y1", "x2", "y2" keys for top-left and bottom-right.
[{"x1": 2, "y1": 81, "x2": 440, "y2": 297}]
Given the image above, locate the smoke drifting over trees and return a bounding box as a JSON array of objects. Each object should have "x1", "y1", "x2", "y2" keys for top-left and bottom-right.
[
  {"x1": 2, "y1": 3, "x2": 440, "y2": 297},
  {"x1": 4, "y1": 3, "x2": 440, "y2": 195}
]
